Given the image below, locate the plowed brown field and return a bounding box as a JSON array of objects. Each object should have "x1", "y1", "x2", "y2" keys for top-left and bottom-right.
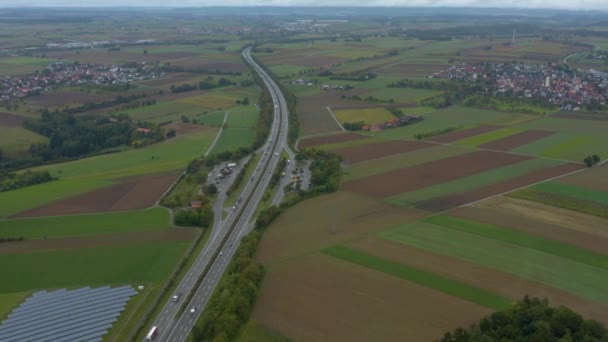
[
  {"x1": 0, "y1": 229, "x2": 196, "y2": 254},
  {"x1": 342, "y1": 150, "x2": 531, "y2": 198},
  {"x1": 478, "y1": 130, "x2": 554, "y2": 150},
  {"x1": 0, "y1": 112, "x2": 24, "y2": 127},
  {"x1": 333, "y1": 139, "x2": 432, "y2": 164},
  {"x1": 13, "y1": 171, "x2": 180, "y2": 218},
  {"x1": 252, "y1": 254, "x2": 491, "y2": 342},
  {"x1": 415, "y1": 162, "x2": 583, "y2": 211}
]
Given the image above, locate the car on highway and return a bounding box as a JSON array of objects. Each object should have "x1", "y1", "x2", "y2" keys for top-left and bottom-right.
[
  {"x1": 190, "y1": 307, "x2": 197, "y2": 315},
  {"x1": 172, "y1": 292, "x2": 182, "y2": 302}
]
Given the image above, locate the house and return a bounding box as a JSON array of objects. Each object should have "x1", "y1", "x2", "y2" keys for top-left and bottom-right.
[
  {"x1": 190, "y1": 201, "x2": 202, "y2": 208},
  {"x1": 136, "y1": 127, "x2": 151, "y2": 134}
]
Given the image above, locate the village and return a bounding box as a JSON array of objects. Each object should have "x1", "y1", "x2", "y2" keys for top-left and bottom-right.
[
  {"x1": 0, "y1": 61, "x2": 164, "y2": 100},
  {"x1": 430, "y1": 62, "x2": 608, "y2": 110}
]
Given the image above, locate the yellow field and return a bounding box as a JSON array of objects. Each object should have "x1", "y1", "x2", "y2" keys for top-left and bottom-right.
[
  {"x1": 178, "y1": 93, "x2": 237, "y2": 110},
  {"x1": 334, "y1": 107, "x2": 395, "y2": 125}
]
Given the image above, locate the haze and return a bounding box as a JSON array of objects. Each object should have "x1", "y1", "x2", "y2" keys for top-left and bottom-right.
[{"x1": 1, "y1": 0, "x2": 606, "y2": 10}]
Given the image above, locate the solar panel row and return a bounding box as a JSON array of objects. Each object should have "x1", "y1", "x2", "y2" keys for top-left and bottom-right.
[
  {"x1": 0, "y1": 285, "x2": 136, "y2": 342},
  {"x1": 1, "y1": 287, "x2": 135, "y2": 332},
  {"x1": 4, "y1": 287, "x2": 134, "y2": 325}
]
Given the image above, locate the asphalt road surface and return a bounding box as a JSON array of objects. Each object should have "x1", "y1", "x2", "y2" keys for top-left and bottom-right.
[{"x1": 147, "y1": 47, "x2": 291, "y2": 342}]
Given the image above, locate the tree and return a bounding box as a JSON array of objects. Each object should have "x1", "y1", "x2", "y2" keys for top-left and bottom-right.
[
  {"x1": 143, "y1": 49, "x2": 148, "y2": 54},
  {"x1": 165, "y1": 129, "x2": 176, "y2": 139},
  {"x1": 592, "y1": 154, "x2": 601, "y2": 165},
  {"x1": 206, "y1": 183, "x2": 218, "y2": 195},
  {"x1": 441, "y1": 297, "x2": 607, "y2": 341},
  {"x1": 584, "y1": 156, "x2": 594, "y2": 167}
]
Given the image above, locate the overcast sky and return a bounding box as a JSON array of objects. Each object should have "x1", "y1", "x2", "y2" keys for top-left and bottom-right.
[{"x1": 1, "y1": 0, "x2": 606, "y2": 11}]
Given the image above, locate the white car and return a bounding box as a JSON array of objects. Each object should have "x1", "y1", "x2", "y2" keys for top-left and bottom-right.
[{"x1": 190, "y1": 307, "x2": 197, "y2": 315}]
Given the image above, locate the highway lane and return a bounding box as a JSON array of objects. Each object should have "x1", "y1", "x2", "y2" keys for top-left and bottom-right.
[{"x1": 147, "y1": 46, "x2": 289, "y2": 342}]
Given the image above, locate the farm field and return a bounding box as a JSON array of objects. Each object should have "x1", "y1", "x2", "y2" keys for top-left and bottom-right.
[
  {"x1": 334, "y1": 107, "x2": 395, "y2": 125},
  {"x1": 381, "y1": 219, "x2": 608, "y2": 303},
  {"x1": 332, "y1": 138, "x2": 432, "y2": 164},
  {"x1": 0, "y1": 128, "x2": 218, "y2": 218},
  {"x1": 0, "y1": 126, "x2": 48, "y2": 154},
  {"x1": 298, "y1": 132, "x2": 369, "y2": 149}
]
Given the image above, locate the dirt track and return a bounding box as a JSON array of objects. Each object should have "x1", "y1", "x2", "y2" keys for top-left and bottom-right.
[
  {"x1": 299, "y1": 133, "x2": 369, "y2": 148},
  {"x1": 343, "y1": 150, "x2": 531, "y2": 198},
  {"x1": 427, "y1": 125, "x2": 499, "y2": 143},
  {"x1": 415, "y1": 162, "x2": 583, "y2": 212},
  {"x1": 349, "y1": 237, "x2": 608, "y2": 324},
  {"x1": 13, "y1": 171, "x2": 180, "y2": 218},
  {"x1": 333, "y1": 139, "x2": 432, "y2": 164},
  {"x1": 478, "y1": 130, "x2": 554, "y2": 150}
]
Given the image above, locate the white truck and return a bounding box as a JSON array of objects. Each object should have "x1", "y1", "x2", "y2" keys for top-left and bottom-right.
[{"x1": 145, "y1": 326, "x2": 158, "y2": 341}]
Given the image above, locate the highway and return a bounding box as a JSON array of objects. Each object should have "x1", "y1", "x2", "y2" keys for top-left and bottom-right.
[{"x1": 147, "y1": 46, "x2": 291, "y2": 342}]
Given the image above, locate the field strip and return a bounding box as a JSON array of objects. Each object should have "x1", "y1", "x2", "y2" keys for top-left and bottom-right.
[
  {"x1": 397, "y1": 135, "x2": 581, "y2": 165},
  {"x1": 323, "y1": 245, "x2": 512, "y2": 310},
  {"x1": 458, "y1": 165, "x2": 587, "y2": 211},
  {"x1": 204, "y1": 111, "x2": 229, "y2": 157},
  {"x1": 325, "y1": 106, "x2": 346, "y2": 132}
]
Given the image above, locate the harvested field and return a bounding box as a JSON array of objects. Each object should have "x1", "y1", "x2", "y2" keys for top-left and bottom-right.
[
  {"x1": 415, "y1": 162, "x2": 582, "y2": 211},
  {"x1": 162, "y1": 121, "x2": 208, "y2": 135},
  {"x1": 0, "y1": 112, "x2": 24, "y2": 127},
  {"x1": 428, "y1": 125, "x2": 500, "y2": 143},
  {"x1": 0, "y1": 229, "x2": 196, "y2": 255},
  {"x1": 264, "y1": 54, "x2": 341, "y2": 67},
  {"x1": 169, "y1": 60, "x2": 245, "y2": 73},
  {"x1": 137, "y1": 72, "x2": 198, "y2": 87},
  {"x1": 473, "y1": 196, "x2": 608, "y2": 241},
  {"x1": 450, "y1": 206, "x2": 608, "y2": 255},
  {"x1": 334, "y1": 139, "x2": 432, "y2": 164},
  {"x1": 13, "y1": 171, "x2": 179, "y2": 218},
  {"x1": 298, "y1": 132, "x2": 368, "y2": 149},
  {"x1": 343, "y1": 150, "x2": 531, "y2": 198},
  {"x1": 478, "y1": 130, "x2": 555, "y2": 150},
  {"x1": 349, "y1": 237, "x2": 608, "y2": 324},
  {"x1": 255, "y1": 191, "x2": 425, "y2": 265},
  {"x1": 25, "y1": 90, "x2": 121, "y2": 107},
  {"x1": 253, "y1": 254, "x2": 491, "y2": 342}
]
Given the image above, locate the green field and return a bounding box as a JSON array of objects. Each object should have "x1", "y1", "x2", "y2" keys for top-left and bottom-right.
[
  {"x1": 380, "y1": 222, "x2": 608, "y2": 303},
  {"x1": 530, "y1": 182, "x2": 608, "y2": 205},
  {"x1": 455, "y1": 127, "x2": 522, "y2": 147},
  {"x1": 197, "y1": 111, "x2": 227, "y2": 126},
  {"x1": 1, "y1": 241, "x2": 190, "y2": 293},
  {"x1": 210, "y1": 104, "x2": 259, "y2": 154},
  {"x1": 385, "y1": 158, "x2": 563, "y2": 206},
  {"x1": 334, "y1": 107, "x2": 396, "y2": 125},
  {"x1": 374, "y1": 106, "x2": 529, "y2": 140},
  {"x1": 0, "y1": 129, "x2": 216, "y2": 218},
  {"x1": 0, "y1": 291, "x2": 29, "y2": 320},
  {"x1": 508, "y1": 188, "x2": 608, "y2": 219},
  {"x1": 0, "y1": 208, "x2": 170, "y2": 240},
  {"x1": 366, "y1": 88, "x2": 441, "y2": 103},
  {"x1": 426, "y1": 215, "x2": 608, "y2": 270},
  {"x1": 0, "y1": 126, "x2": 48, "y2": 153},
  {"x1": 324, "y1": 245, "x2": 512, "y2": 310}
]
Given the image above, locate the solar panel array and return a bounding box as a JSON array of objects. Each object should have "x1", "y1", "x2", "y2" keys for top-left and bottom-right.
[{"x1": 0, "y1": 285, "x2": 137, "y2": 342}]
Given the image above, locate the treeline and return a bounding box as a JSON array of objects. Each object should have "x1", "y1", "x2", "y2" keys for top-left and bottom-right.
[
  {"x1": 0, "y1": 170, "x2": 55, "y2": 192},
  {"x1": 170, "y1": 77, "x2": 237, "y2": 93},
  {"x1": 441, "y1": 296, "x2": 607, "y2": 341},
  {"x1": 174, "y1": 205, "x2": 213, "y2": 228},
  {"x1": 343, "y1": 121, "x2": 366, "y2": 131},
  {"x1": 192, "y1": 231, "x2": 264, "y2": 342},
  {"x1": 22, "y1": 111, "x2": 165, "y2": 162},
  {"x1": 463, "y1": 94, "x2": 556, "y2": 113},
  {"x1": 341, "y1": 94, "x2": 394, "y2": 104},
  {"x1": 61, "y1": 93, "x2": 148, "y2": 114}
]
